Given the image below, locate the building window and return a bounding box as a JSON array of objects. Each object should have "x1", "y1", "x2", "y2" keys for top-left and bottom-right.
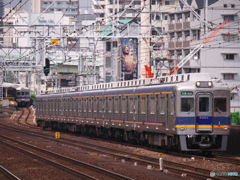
[
  {"x1": 106, "y1": 42, "x2": 111, "y2": 51},
  {"x1": 165, "y1": 14, "x2": 168, "y2": 20},
  {"x1": 109, "y1": 0, "x2": 113, "y2": 4},
  {"x1": 177, "y1": 50, "x2": 182, "y2": 60},
  {"x1": 44, "y1": 2, "x2": 48, "y2": 4},
  {"x1": 192, "y1": 30, "x2": 200, "y2": 40},
  {"x1": 113, "y1": 41, "x2": 117, "y2": 47},
  {"x1": 193, "y1": 51, "x2": 200, "y2": 60},
  {"x1": 57, "y1": 9, "x2": 61, "y2": 11},
  {"x1": 169, "y1": 33, "x2": 174, "y2": 42},
  {"x1": 184, "y1": 31, "x2": 190, "y2": 41},
  {"x1": 165, "y1": 1, "x2": 174, "y2": 5},
  {"x1": 100, "y1": 13, "x2": 104, "y2": 18},
  {"x1": 109, "y1": 9, "x2": 113, "y2": 13},
  {"x1": 106, "y1": 73, "x2": 111, "y2": 82},
  {"x1": 72, "y1": 9, "x2": 76, "y2": 11},
  {"x1": 224, "y1": 54, "x2": 234, "y2": 60},
  {"x1": 223, "y1": 74, "x2": 234, "y2": 80},
  {"x1": 177, "y1": 14, "x2": 182, "y2": 23},
  {"x1": 224, "y1": 15, "x2": 234, "y2": 21},
  {"x1": 170, "y1": 14, "x2": 174, "y2": 24},
  {"x1": 185, "y1": 12, "x2": 190, "y2": 22},
  {"x1": 177, "y1": 32, "x2": 182, "y2": 41},
  {"x1": 184, "y1": 49, "x2": 190, "y2": 57},
  {"x1": 231, "y1": 4, "x2": 235, "y2": 8},
  {"x1": 134, "y1": 1, "x2": 141, "y2": 5},
  {"x1": 223, "y1": 4, "x2": 227, "y2": 8},
  {"x1": 106, "y1": 57, "x2": 111, "y2": 67}
]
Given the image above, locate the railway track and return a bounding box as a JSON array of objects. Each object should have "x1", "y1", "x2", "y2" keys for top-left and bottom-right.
[
  {"x1": 4, "y1": 110, "x2": 240, "y2": 179},
  {"x1": 0, "y1": 124, "x2": 235, "y2": 180},
  {"x1": 0, "y1": 165, "x2": 21, "y2": 180},
  {"x1": 0, "y1": 134, "x2": 133, "y2": 180}
]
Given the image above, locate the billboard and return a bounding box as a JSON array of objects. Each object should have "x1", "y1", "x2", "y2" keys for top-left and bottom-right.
[{"x1": 121, "y1": 38, "x2": 138, "y2": 80}]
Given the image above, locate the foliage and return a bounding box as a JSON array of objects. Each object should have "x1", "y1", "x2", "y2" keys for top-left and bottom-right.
[
  {"x1": 31, "y1": 93, "x2": 36, "y2": 99},
  {"x1": 231, "y1": 112, "x2": 240, "y2": 125}
]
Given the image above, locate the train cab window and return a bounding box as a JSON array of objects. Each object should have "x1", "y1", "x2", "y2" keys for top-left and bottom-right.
[
  {"x1": 122, "y1": 98, "x2": 127, "y2": 113},
  {"x1": 88, "y1": 98, "x2": 92, "y2": 112},
  {"x1": 199, "y1": 97, "x2": 209, "y2": 112},
  {"x1": 108, "y1": 98, "x2": 112, "y2": 113},
  {"x1": 93, "y1": 99, "x2": 97, "y2": 112},
  {"x1": 141, "y1": 97, "x2": 146, "y2": 114},
  {"x1": 214, "y1": 98, "x2": 226, "y2": 112},
  {"x1": 25, "y1": 92, "x2": 29, "y2": 95},
  {"x1": 129, "y1": 98, "x2": 134, "y2": 113},
  {"x1": 181, "y1": 98, "x2": 194, "y2": 112},
  {"x1": 17, "y1": 92, "x2": 20, "y2": 96},
  {"x1": 114, "y1": 98, "x2": 119, "y2": 113},
  {"x1": 150, "y1": 97, "x2": 156, "y2": 114},
  {"x1": 160, "y1": 97, "x2": 165, "y2": 114},
  {"x1": 22, "y1": 92, "x2": 24, "y2": 95}
]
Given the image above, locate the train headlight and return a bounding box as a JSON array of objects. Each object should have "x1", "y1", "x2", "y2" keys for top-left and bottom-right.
[
  {"x1": 223, "y1": 126, "x2": 228, "y2": 131},
  {"x1": 180, "y1": 126, "x2": 185, "y2": 131},
  {"x1": 208, "y1": 81, "x2": 212, "y2": 87},
  {"x1": 196, "y1": 81, "x2": 201, "y2": 87}
]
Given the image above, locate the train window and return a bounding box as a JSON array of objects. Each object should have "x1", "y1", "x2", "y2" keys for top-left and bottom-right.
[
  {"x1": 56, "y1": 100, "x2": 58, "y2": 112},
  {"x1": 122, "y1": 98, "x2": 126, "y2": 113},
  {"x1": 181, "y1": 98, "x2": 194, "y2": 112},
  {"x1": 214, "y1": 98, "x2": 226, "y2": 112},
  {"x1": 88, "y1": 98, "x2": 92, "y2": 112},
  {"x1": 99, "y1": 98, "x2": 103, "y2": 112},
  {"x1": 129, "y1": 98, "x2": 134, "y2": 113},
  {"x1": 160, "y1": 97, "x2": 165, "y2": 114},
  {"x1": 199, "y1": 97, "x2": 209, "y2": 112},
  {"x1": 170, "y1": 96, "x2": 174, "y2": 115},
  {"x1": 108, "y1": 98, "x2": 112, "y2": 113},
  {"x1": 150, "y1": 97, "x2": 156, "y2": 114},
  {"x1": 79, "y1": 99, "x2": 82, "y2": 113},
  {"x1": 93, "y1": 99, "x2": 97, "y2": 112},
  {"x1": 25, "y1": 92, "x2": 29, "y2": 95},
  {"x1": 114, "y1": 98, "x2": 119, "y2": 113},
  {"x1": 17, "y1": 92, "x2": 20, "y2": 96},
  {"x1": 83, "y1": 99, "x2": 87, "y2": 112},
  {"x1": 22, "y1": 92, "x2": 24, "y2": 95},
  {"x1": 141, "y1": 97, "x2": 146, "y2": 114}
]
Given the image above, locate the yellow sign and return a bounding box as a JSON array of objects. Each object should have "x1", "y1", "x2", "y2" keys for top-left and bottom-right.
[
  {"x1": 55, "y1": 132, "x2": 60, "y2": 138},
  {"x1": 51, "y1": 39, "x2": 58, "y2": 45}
]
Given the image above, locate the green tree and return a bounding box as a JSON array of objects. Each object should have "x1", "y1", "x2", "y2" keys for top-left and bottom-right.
[{"x1": 231, "y1": 112, "x2": 240, "y2": 125}]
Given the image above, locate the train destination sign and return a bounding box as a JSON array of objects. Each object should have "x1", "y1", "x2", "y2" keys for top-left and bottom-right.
[{"x1": 181, "y1": 91, "x2": 193, "y2": 96}]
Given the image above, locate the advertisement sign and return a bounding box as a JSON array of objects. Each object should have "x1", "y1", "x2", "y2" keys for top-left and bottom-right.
[{"x1": 121, "y1": 38, "x2": 138, "y2": 80}]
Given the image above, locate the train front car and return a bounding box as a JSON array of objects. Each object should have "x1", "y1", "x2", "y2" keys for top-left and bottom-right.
[
  {"x1": 175, "y1": 75, "x2": 230, "y2": 152},
  {"x1": 16, "y1": 87, "x2": 31, "y2": 107}
]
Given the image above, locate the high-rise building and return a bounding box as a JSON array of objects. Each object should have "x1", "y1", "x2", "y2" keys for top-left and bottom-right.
[
  {"x1": 165, "y1": 0, "x2": 240, "y2": 112},
  {"x1": 41, "y1": 0, "x2": 79, "y2": 23},
  {"x1": 31, "y1": 0, "x2": 41, "y2": 13}
]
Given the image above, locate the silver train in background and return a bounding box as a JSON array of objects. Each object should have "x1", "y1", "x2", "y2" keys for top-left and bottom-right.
[
  {"x1": 16, "y1": 87, "x2": 31, "y2": 107},
  {"x1": 35, "y1": 73, "x2": 230, "y2": 153}
]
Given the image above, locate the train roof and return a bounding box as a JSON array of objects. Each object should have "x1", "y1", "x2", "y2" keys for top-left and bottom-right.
[{"x1": 36, "y1": 73, "x2": 229, "y2": 99}]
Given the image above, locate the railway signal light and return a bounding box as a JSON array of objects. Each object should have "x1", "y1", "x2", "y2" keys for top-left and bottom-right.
[{"x1": 44, "y1": 58, "x2": 50, "y2": 76}]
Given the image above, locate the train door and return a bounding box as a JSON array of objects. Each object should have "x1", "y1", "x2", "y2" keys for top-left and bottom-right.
[
  {"x1": 88, "y1": 97, "x2": 92, "y2": 119},
  {"x1": 166, "y1": 94, "x2": 169, "y2": 131},
  {"x1": 149, "y1": 95, "x2": 157, "y2": 124},
  {"x1": 139, "y1": 95, "x2": 147, "y2": 125},
  {"x1": 93, "y1": 98, "x2": 98, "y2": 120},
  {"x1": 106, "y1": 96, "x2": 113, "y2": 121},
  {"x1": 114, "y1": 96, "x2": 120, "y2": 121},
  {"x1": 195, "y1": 93, "x2": 213, "y2": 132},
  {"x1": 83, "y1": 98, "x2": 87, "y2": 119},
  {"x1": 121, "y1": 96, "x2": 128, "y2": 122},
  {"x1": 167, "y1": 93, "x2": 175, "y2": 133}
]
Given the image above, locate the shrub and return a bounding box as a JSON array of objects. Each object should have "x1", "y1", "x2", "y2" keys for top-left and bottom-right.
[
  {"x1": 231, "y1": 112, "x2": 240, "y2": 125},
  {"x1": 31, "y1": 94, "x2": 36, "y2": 99}
]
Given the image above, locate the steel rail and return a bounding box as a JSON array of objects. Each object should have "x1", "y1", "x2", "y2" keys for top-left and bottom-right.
[
  {"x1": 0, "y1": 165, "x2": 21, "y2": 180},
  {"x1": 0, "y1": 135, "x2": 133, "y2": 180}
]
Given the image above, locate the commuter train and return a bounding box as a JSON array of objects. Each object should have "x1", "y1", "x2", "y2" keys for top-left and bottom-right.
[
  {"x1": 35, "y1": 73, "x2": 230, "y2": 152},
  {"x1": 16, "y1": 87, "x2": 31, "y2": 107}
]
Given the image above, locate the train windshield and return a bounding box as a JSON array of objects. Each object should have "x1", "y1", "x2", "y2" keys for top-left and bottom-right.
[
  {"x1": 17, "y1": 92, "x2": 21, "y2": 96},
  {"x1": 214, "y1": 98, "x2": 226, "y2": 112},
  {"x1": 199, "y1": 97, "x2": 209, "y2": 112},
  {"x1": 181, "y1": 98, "x2": 194, "y2": 112}
]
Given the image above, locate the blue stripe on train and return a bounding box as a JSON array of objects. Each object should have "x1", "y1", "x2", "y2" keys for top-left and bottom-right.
[{"x1": 176, "y1": 116, "x2": 230, "y2": 125}]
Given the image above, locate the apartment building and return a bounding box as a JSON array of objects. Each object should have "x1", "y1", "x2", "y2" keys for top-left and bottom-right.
[
  {"x1": 165, "y1": 0, "x2": 240, "y2": 112},
  {"x1": 41, "y1": 0, "x2": 78, "y2": 23},
  {"x1": 92, "y1": 0, "x2": 142, "y2": 23}
]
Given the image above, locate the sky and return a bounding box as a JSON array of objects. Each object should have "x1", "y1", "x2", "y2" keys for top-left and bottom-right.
[{"x1": 5, "y1": 0, "x2": 93, "y2": 14}]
